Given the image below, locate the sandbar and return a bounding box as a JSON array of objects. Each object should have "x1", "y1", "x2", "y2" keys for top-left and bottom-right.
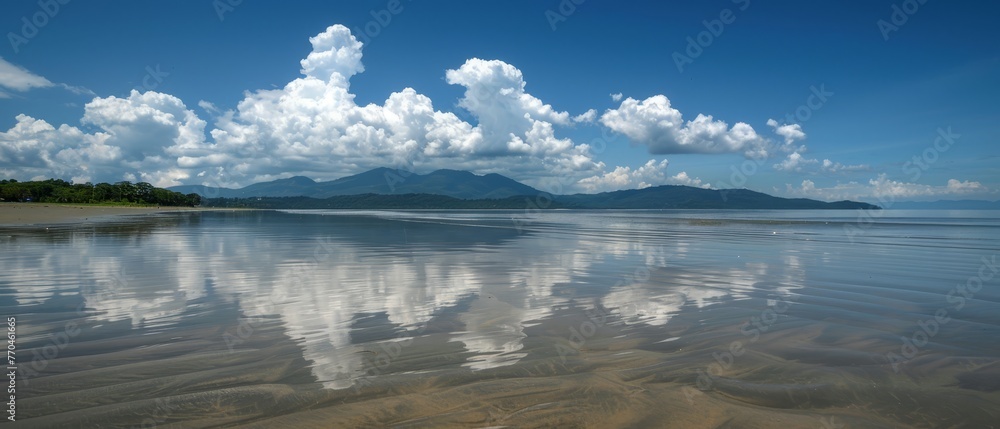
[{"x1": 0, "y1": 202, "x2": 247, "y2": 226}]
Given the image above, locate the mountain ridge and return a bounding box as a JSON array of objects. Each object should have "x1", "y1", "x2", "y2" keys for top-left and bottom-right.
[
  {"x1": 176, "y1": 168, "x2": 881, "y2": 210},
  {"x1": 170, "y1": 168, "x2": 541, "y2": 200}
]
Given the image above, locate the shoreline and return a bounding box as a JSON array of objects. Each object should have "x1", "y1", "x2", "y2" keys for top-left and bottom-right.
[{"x1": 0, "y1": 202, "x2": 258, "y2": 226}]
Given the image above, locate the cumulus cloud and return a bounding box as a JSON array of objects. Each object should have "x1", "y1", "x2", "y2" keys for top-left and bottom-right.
[
  {"x1": 0, "y1": 24, "x2": 904, "y2": 195},
  {"x1": 445, "y1": 58, "x2": 572, "y2": 149},
  {"x1": 946, "y1": 178, "x2": 986, "y2": 192},
  {"x1": 766, "y1": 119, "x2": 805, "y2": 146},
  {"x1": 0, "y1": 24, "x2": 614, "y2": 189},
  {"x1": 773, "y1": 151, "x2": 817, "y2": 172},
  {"x1": 572, "y1": 109, "x2": 597, "y2": 123},
  {"x1": 0, "y1": 90, "x2": 207, "y2": 186},
  {"x1": 666, "y1": 171, "x2": 710, "y2": 189},
  {"x1": 300, "y1": 25, "x2": 365, "y2": 83},
  {"x1": 765, "y1": 120, "x2": 868, "y2": 175},
  {"x1": 578, "y1": 160, "x2": 670, "y2": 193},
  {"x1": 600, "y1": 95, "x2": 769, "y2": 157},
  {"x1": 783, "y1": 175, "x2": 993, "y2": 201},
  {"x1": 610, "y1": 92, "x2": 623, "y2": 102},
  {"x1": 576, "y1": 159, "x2": 709, "y2": 192},
  {"x1": 0, "y1": 114, "x2": 116, "y2": 184}
]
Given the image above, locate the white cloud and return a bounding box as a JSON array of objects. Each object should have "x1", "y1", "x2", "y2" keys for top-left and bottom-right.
[
  {"x1": 198, "y1": 100, "x2": 221, "y2": 115},
  {"x1": 821, "y1": 158, "x2": 870, "y2": 173},
  {"x1": 299, "y1": 25, "x2": 365, "y2": 83},
  {"x1": 666, "y1": 171, "x2": 711, "y2": 189},
  {"x1": 774, "y1": 151, "x2": 818, "y2": 172},
  {"x1": 0, "y1": 57, "x2": 94, "y2": 97},
  {"x1": 57, "y1": 83, "x2": 96, "y2": 97},
  {"x1": 0, "y1": 114, "x2": 118, "y2": 183},
  {"x1": 0, "y1": 90, "x2": 206, "y2": 186},
  {"x1": 610, "y1": 92, "x2": 623, "y2": 102},
  {"x1": 600, "y1": 95, "x2": 770, "y2": 157},
  {"x1": 572, "y1": 109, "x2": 597, "y2": 123},
  {"x1": 783, "y1": 175, "x2": 993, "y2": 201},
  {"x1": 445, "y1": 58, "x2": 572, "y2": 139},
  {"x1": 0, "y1": 25, "x2": 611, "y2": 190},
  {"x1": 946, "y1": 178, "x2": 986, "y2": 192},
  {"x1": 774, "y1": 151, "x2": 870, "y2": 175},
  {"x1": 766, "y1": 119, "x2": 805, "y2": 146},
  {"x1": 578, "y1": 160, "x2": 669, "y2": 192},
  {"x1": 0, "y1": 57, "x2": 53, "y2": 92},
  {"x1": 764, "y1": 120, "x2": 868, "y2": 175}
]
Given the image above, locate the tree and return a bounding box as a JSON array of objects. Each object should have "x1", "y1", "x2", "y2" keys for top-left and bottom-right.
[
  {"x1": 135, "y1": 182, "x2": 154, "y2": 203},
  {"x1": 114, "y1": 181, "x2": 137, "y2": 202},
  {"x1": 0, "y1": 179, "x2": 196, "y2": 206}
]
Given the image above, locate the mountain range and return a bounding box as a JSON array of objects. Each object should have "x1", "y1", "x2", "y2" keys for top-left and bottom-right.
[
  {"x1": 884, "y1": 200, "x2": 1000, "y2": 210},
  {"x1": 172, "y1": 168, "x2": 881, "y2": 210},
  {"x1": 170, "y1": 168, "x2": 538, "y2": 200}
]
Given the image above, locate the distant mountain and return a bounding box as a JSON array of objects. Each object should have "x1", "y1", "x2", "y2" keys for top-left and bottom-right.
[
  {"x1": 887, "y1": 200, "x2": 1000, "y2": 210},
  {"x1": 554, "y1": 186, "x2": 879, "y2": 210},
  {"x1": 169, "y1": 168, "x2": 541, "y2": 200},
  {"x1": 181, "y1": 167, "x2": 878, "y2": 210},
  {"x1": 202, "y1": 194, "x2": 560, "y2": 210}
]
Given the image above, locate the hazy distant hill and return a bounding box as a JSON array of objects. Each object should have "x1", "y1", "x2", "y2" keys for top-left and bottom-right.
[
  {"x1": 887, "y1": 200, "x2": 1000, "y2": 210},
  {"x1": 555, "y1": 186, "x2": 880, "y2": 210},
  {"x1": 181, "y1": 167, "x2": 879, "y2": 210},
  {"x1": 169, "y1": 168, "x2": 541, "y2": 200}
]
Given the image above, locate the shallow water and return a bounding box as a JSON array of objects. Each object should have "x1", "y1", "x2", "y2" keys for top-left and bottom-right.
[{"x1": 2, "y1": 209, "x2": 999, "y2": 428}]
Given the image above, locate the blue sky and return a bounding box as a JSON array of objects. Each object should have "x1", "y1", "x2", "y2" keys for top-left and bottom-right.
[{"x1": 1, "y1": 0, "x2": 997, "y2": 202}]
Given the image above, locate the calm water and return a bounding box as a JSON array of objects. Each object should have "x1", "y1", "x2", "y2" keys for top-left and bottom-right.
[{"x1": 2, "y1": 210, "x2": 999, "y2": 428}]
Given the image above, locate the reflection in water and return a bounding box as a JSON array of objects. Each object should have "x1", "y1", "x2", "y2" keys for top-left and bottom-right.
[{"x1": 3, "y1": 210, "x2": 1000, "y2": 427}]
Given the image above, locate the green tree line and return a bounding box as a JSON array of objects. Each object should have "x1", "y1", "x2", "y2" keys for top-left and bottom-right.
[{"x1": 0, "y1": 179, "x2": 201, "y2": 206}]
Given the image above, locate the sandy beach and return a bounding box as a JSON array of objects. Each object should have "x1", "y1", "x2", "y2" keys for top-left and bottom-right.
[{"x1": 0, "y1": 202, "x2": 244, "y2": 226}]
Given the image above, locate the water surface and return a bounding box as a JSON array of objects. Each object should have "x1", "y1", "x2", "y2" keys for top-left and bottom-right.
[{"x1": 3, "y1": 209, "x2": 999, "y2": 427}]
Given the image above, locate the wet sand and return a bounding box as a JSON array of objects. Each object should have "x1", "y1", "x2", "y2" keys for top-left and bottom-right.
[
  {"x1": 15, "y1": 308, "x2": 996, "y2": 428},
  {"x1": 0, "y1": 202, "x2": 249, "y2": 225}
]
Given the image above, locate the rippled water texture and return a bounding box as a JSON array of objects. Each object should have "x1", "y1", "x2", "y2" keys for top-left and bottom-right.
[{"x1": 2, "y1": 209, "x2": 999, "y2": 428}]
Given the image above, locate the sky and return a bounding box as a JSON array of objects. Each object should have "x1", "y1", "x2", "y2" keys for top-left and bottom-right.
[{"x1": 0, "y1": 0, "x2": 997, "y2": 203}]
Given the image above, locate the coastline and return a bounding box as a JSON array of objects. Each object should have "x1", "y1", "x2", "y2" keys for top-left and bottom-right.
[{"x1": 0, "y1": 202, "x2": 256, "y2": 226}]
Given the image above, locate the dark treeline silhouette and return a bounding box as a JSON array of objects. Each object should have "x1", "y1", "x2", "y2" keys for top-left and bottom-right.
[{"x1": 0, "y1": 179, "x2": 201, "y2": 207}]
